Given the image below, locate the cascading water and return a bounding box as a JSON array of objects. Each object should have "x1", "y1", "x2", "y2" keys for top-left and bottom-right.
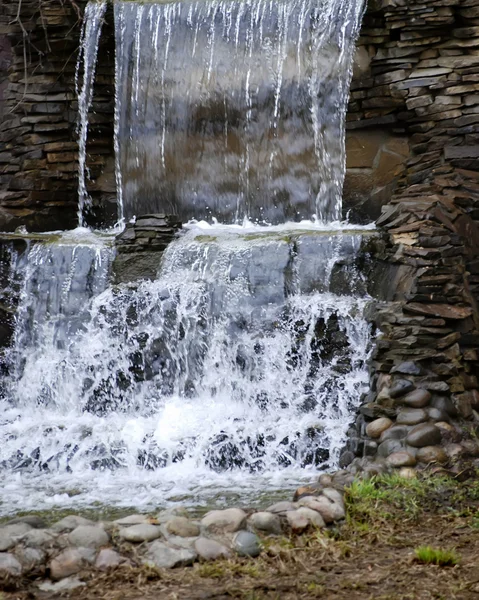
[
  {"x1": 0, "y1": 0, "x2": 373, "y2": 514},
  {"x1": 76, "y1": 1, "x2": 107, "y2": 226},
  {"x1": 0, "y1": 227, "x2": 372, "y2": 512},
  {"x1": 114, "y1": 0, "x2": 364, "y2": 224}
]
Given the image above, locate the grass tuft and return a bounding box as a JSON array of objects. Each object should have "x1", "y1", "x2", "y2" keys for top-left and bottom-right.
[{"x1": 414, "y1": 546, "x2": 459, "y2": 567}]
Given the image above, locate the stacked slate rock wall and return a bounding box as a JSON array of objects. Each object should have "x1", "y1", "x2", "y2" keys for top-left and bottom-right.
[
  {"x1": 341, "y1": 0, "x2": 479, "y2": 476},
  {"x1": 113, "y1": 214, "x2": 182, "y2": 284},
  {"x1": 0, "y1": 0, "x2": 114, "y2": 232}
]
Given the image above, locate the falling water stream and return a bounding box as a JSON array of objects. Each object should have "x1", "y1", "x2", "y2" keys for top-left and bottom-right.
[{"x1": 0, "y1": 0, "x2": 371, "y2": 514}]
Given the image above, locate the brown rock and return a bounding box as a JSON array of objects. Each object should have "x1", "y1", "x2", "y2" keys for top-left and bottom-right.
[
  {"x1": 406, "y1": 423, "x2": 442, "y2": 448},
  {"x1": 402, "y1": 389, "x2": 431, "y2": 408},
  {"x1": 405, "y1": 303, "x2": 473, "y2": 320},
  {"x1": 386, "y1": 452, "x2": 417, "y2": 468},
  {"x1": 50, "y1": 549, "x2": 86, "y2": 581},
  {"x1": 416, "y1": 446, "x2": 448, "y2": 464},
  {"x1": 366, "y1": 417, "x2": 393, "y2": 439},
  {"x1": 396, "y1": 409, "x2": 428, "y2": 426}
]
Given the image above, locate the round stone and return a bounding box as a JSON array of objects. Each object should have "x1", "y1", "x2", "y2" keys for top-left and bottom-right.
[
  {"x1": 0, "y1": 552, "x2": 22, "y2": 575},
  {"x1": 194, "y1": 538, "x2": 231, "y2": 560},
  {"x1": 165, "y1": 517, "x2": 200, "y2": 538},
  {"x1": 50, "y1": 548, "x2": 86, "y2": 580},
  {"x1": 416, "y1": 446, "x2": 448, "y2": 464},
  {"x1": 402, "y1": 389, "x2": 431, "y2": 408},
  {"x1": 114, "y1": 514, "x2": 151, "y2": 526},
  {"x1": 377, "y1": 439, "x2": 404, "y2": 458},
  {"x1": 386, "y1": 451, "x2": 416, "y2": 468},
  {"x1": 95, "y1": 548, "x2": 127, "y2": 570},
  {"x1": 21, "y1": 529, "x2": 57, "y2": 548},
  {"x1": 431, "y1": 396, "x2": 458, "y2": 417},
  {"x1": 427, "y1": 407, "x2": 449, "y2": 422},
  {"x1": 232, "y1": 531, "x2": 261, "y2": 557},
  {"x1": 68, "y1": 525, "x2": 109, "y2": 549},
  {"x1": 201, "y1": 508, "x2": 246, "y2": 533},
  {"x1": 298, "y1": 496, "x2": 343, "y2": 523},
  {"x1": 248, "y1": 512, "x2": 282, "y2": 535},
  {"x1": 396, "y1": 409, "x2": 427, "y2": 426},
  {"x1": 296, "y1": 507, "x2": 326, "y2": 528},
  {"x1": 406, "y1": 423, "x2": 442, "y2": 448},
  {"x1": 380, "y1": 425, "x2": 409, "y2": 443},
  {"x1": 51, "y1": 516, "x2": 95, "y2": 533},
  {"x1": 143, "y1": 541, "x2": 197, "y2": 568},
  {"x1": 366, "y1": 417, "x2": 393, "y2": 439},
  {"x1": 119, "y1": 524, "x2": 162, "y2": 543},
  {"x1": 266, "y1": 501, "x2": 297, "y2": 515},
  {"x1": 389, "y1": 379, "x2": 415, "y2": 399},
  {"x1": 286, "y1": 511, "x2": 309, "y2": 533},
  {"x1": 398, "y1": 467, "x2": 417, "y2": 479}
]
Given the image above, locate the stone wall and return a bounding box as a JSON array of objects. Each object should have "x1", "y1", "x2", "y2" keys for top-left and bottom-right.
[
  {"x1": 0, "y1": 0, "x2": 114, "y2": 232},
  {"x1": 340, "y1": 0, "x2": 479, "y2": 475}
]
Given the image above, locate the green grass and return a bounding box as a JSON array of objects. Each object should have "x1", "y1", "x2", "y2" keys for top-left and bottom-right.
[{"x1": 414, "y1": 546, "x2": 460, "y2": 567}]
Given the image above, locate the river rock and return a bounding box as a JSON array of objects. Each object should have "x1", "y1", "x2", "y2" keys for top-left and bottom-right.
[
  {"x1": 0, "y1": 534, "x2": 14, "y2": 552},
  {"x1": 15, "y1": 547, "x2": 46, "y2": 569},
  {"x1": 298, "y1": 496, "x2": 343, "y2": 523},
  {"x1": 156, "y1": 507, "x2": 189, "y2": 524},
  {"x1": 233, "y1": 531, "x2": 261, "y2": 557},
  {"x1": 21, "y1": 529, "x2": 57, "y2": 548},
  {"x1": 427, "y1": 407, "x2": 449, "y2": 422},
  {"x1": 165, "y1": 516, "x2": 200, "y2": 538},
  {"x1": 95, "y1": 548, "x2": 127, "y2": 570},
  {"x1": 286, "y1": 511, "x2": 309, "y2": 533},
  {"x1": 366, "y1": 417, "x2": 393, "y2": 439},
  {"x1": 378, "y1": 439, "x2": 404, "y2": 458},
  {"x1": 296, "y1": 507, "x2": 326, "y2": 528},
  {"x1": 398, "y1": 467, "x2": 417, "y2": 479},
  {"x1": 406, "y1": 423, "x2": 442, "y2": 448},
  {"x1": 266, "y1": 501, "x2": 297, "y2": 515},
  {"x1": 402, "y1": 389, "x2": 431, "y2": 408},
  {"x1": 68, "y1": 525, "x2": 109, "y2": 549},
  {"x1": 386, "y1": 451, "x2": 417, "y2": 467},
  {"x1": 416, "y1": 446, "x2": 448, "y2": 464},
  {"x1": 380, "y1": 425, "x2": 410, "y2": 443},
  {"x1": 194, "y1": 537, "x2": 231, "y2": 560},
  {"x1": 391, "y1": 361, "x2": 421, "y2": 375},
  {"x1": 331, "y1": 471, "x2": 355, "y2": 490},
  {"x1": 0, "y1": 552, "x2": 22, "y2": 575},
  {"x1": 396, "y1": 408, "x2": 428, "y2": 426},
  {"x1": 322, "y1": 488, "x2": 345, "y2": 508},
  {"x1": 143, "y1": 540, "x2": 196, "y2": 568},
  {"x1": 248, "y1": 512, "x2": 282, "y2": 535},
  {"x1": 114, "y1": 514, "x2": 151, "y2": 526},
  {"x1": 119, "y1": 523, "x2": 162, "y2": 543},
  {"x1": 38, "y1": 577, "x2": 86, "y2": 592},
  {"x1": 1, "y1": 522, "x2": 33, "y2": 538},
  {"x1": 51, "y1": 516, "x2": 95, "y2": 533},
  {"x1": 50, "y1": 548, "x2": 86, "y2": 580},
  {"x1": 389, "y1": 379, "x2": 415, "y2": 399},
  {"x1": 201, "y1": 508, "x2": 246, "y2": 533},
  {"x1": 7, "y1": 516, "x2": 46, "y2": 529}
]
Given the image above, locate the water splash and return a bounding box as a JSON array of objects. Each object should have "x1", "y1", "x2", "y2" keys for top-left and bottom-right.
[
  {"x1": 0, "y1": 228, "x2": 372, "y2": 513},
  {"x1": 76, "y1": 1, "x2": 107, "y2": 227},
  {"x1": 113, "y1": 0, "x2": 364, "y2": 224}
]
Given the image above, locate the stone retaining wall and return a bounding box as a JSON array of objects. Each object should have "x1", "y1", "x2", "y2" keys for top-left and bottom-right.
[
  {"x1": 340, "y1": 0, "x2": 479, "y2": 474},
  {"x1": 0, "y1": 0, "x2": 114, "y2": 232}
]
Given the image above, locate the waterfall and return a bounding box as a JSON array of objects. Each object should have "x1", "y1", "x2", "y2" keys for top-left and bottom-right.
[
  {"x1": 0, "y1": 0, "x2": 372, "y2": 514},
  {"x1": 114, "y1": 0, "x2": 364, "y2": 224},
  {"x1": 76, "y1": 1, "x2": 107, "y2": 227},
  {"x1": 0, "y1": 227, "x2": 372, "y2": 512}
]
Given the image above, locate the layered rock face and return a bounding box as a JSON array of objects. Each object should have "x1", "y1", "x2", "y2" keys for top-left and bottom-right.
[
  {"x1": 340, "y1": 0, "x2": 479, "y2": 474},
  {"x1": 0, "y1": 0, "x2": 115, "y2": 231}
]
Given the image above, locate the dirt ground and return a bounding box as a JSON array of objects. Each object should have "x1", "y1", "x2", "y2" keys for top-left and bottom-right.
[{"x1": 2, "y1": 473, "x2": 479, "y2": 600}]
